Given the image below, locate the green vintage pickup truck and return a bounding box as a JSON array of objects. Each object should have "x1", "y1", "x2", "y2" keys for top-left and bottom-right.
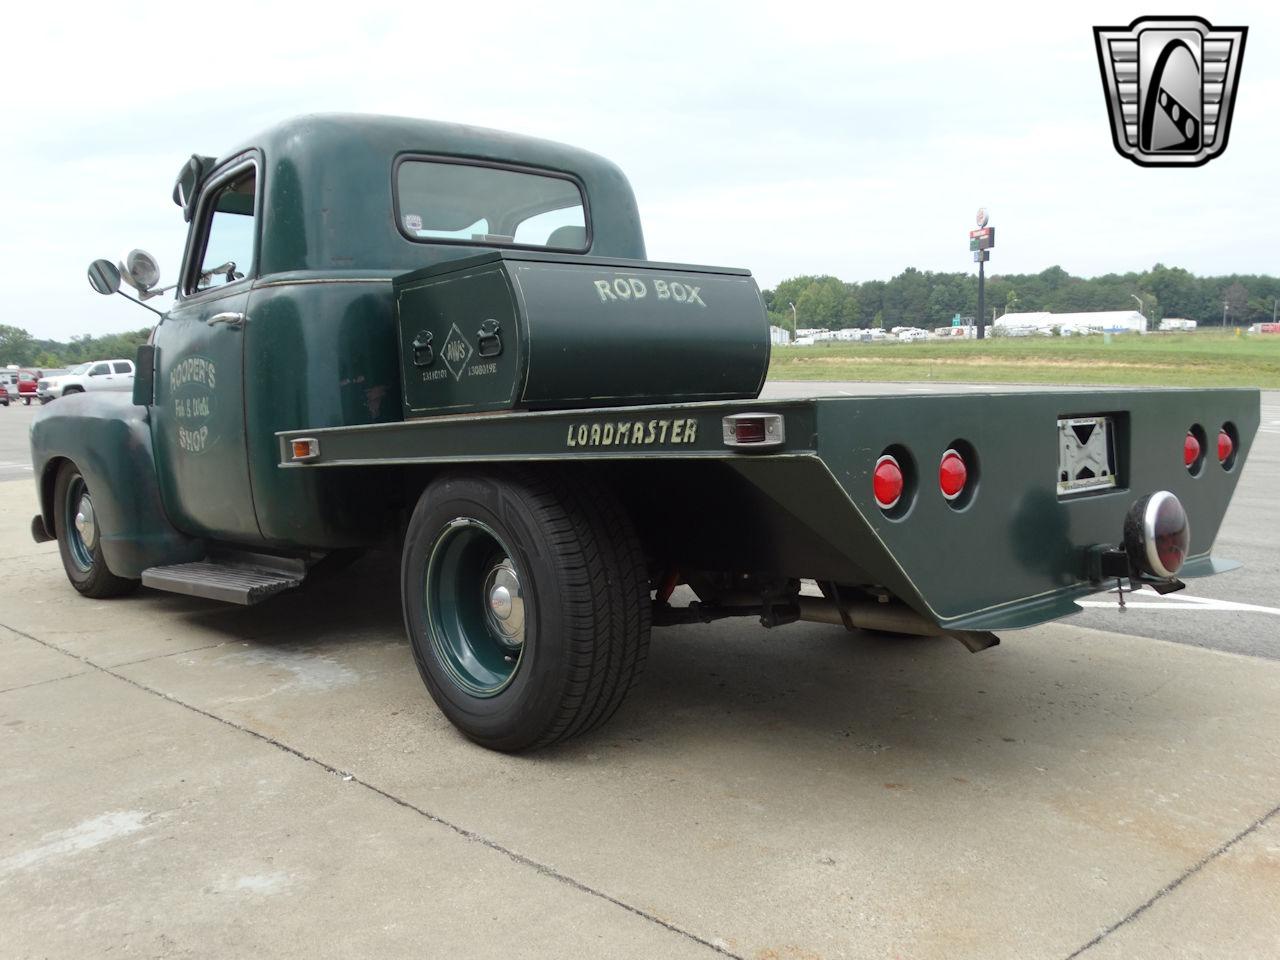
[{"x1": 32, "y1": 115, "x2": 1257, "y2": 751}]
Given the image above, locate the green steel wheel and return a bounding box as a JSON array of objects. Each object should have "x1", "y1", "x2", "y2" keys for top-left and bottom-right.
[
  {"x1": 51, "y1": 462, "x2": 140, "y2": 599},
  {"x1": 424, "y1": 518, "x2": 527, "y2": 698},
  {"x1": 401, "y1": 470, "x2": 650, "y2": 752}
]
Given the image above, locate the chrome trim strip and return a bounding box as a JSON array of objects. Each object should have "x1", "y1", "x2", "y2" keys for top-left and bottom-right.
[{"x1": 253, "y1": 277, "x2": 394, "y2": 289}]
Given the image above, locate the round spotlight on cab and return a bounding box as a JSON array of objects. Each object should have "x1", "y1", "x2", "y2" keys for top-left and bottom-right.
[{"x1": 1123, "y1": 491, "x2": 1190, "y2": 579}]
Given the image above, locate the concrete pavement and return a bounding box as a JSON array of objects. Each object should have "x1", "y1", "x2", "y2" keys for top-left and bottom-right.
[{"x1": 2, "y1": 471, "x2": 1279, "y2": 958}]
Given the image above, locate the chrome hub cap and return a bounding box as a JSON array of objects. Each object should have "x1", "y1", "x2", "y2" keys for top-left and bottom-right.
[
  {"x1": 483, "y1": 559, "x2": 524, "y2": 648},
  {"x1": 75, "y1": 496, "x2": 96, "y2": 551}
]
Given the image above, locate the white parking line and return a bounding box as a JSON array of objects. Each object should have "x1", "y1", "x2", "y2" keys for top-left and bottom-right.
[{"x1": 1079, "y1": 593, "x2": 1280, "y2": 616}]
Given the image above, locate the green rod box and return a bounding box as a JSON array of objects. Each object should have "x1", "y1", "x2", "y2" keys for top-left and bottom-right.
[{"x1": 394, "y1": 250, "x2": 770, "y2": 417}]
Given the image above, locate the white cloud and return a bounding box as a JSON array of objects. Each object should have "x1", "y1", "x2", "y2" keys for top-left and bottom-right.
[{"x1": 1, "y1": 0, "x2": 1274, "y2": 338}]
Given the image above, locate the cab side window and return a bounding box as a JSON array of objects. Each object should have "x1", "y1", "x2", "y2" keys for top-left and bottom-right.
[
  {"x1": 112, "y1": 361, "x2": 132, "y2": 374},
  {"x1": 89, "y1": 363, "x2": 110, "y2": 377},
  {"x1": 188, "y1": 166, "x2": 257, "y2": 293}
]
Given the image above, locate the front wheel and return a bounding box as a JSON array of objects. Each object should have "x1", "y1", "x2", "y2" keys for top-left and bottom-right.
[
  {"x1": 401, "y1": 470, "x2": 650, "y2": 752},
  {"x1": 52, "y1": 463, "x2": 140, "y2": 599}
]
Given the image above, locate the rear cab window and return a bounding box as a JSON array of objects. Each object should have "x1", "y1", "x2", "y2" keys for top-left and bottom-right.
[{"x1": 395, "y1": 158, "x2": 588, "y2": 251}]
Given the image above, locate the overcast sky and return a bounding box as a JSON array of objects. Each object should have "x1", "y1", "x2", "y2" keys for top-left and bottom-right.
[{"x1": 2, "y1": 0, "x2": 1274, "y2": 340}]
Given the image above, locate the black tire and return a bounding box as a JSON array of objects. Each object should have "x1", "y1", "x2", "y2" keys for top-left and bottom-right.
[
  {"x1": 401, "y1": 469, "x2": 650, "y2": 752},
  {"x1": 62, "y1": 387, "x2": 84, "y2": 396},
  {"x1": 52, "y1": 462, "x2": 140, "y2": 599},
  {"x1": 23, "y1": 396, "x2": 31, "y2": 405}
]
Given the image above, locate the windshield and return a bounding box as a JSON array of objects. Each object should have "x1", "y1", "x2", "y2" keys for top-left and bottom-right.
[
  {"x1": 396, "y1": 159, "x2": 587, "y2": 251},
  {"x1": 67, "y1": 363, "x2": 91, "y2": 375}
]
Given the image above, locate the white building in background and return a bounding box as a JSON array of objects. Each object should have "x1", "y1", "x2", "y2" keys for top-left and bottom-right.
[
  {"x1": 769, "y1": 325, "x2": 792, "y2": 345},
  {"x1": 994, "y1": 310, "x2": 1147, "y2": 336},
  {"x1": 1158, "y1": 318, "x2": 1197, "y2": 332}
]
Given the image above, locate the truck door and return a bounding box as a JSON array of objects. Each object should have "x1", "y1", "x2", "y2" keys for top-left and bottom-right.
[{"x1": 150, "y1": 155, "x2": 261, "y2": 542}]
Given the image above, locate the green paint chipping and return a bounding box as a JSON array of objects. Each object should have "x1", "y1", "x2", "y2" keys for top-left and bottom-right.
[{"x1": 768, "y1": 332, "x2": 1280, "y2": 388}]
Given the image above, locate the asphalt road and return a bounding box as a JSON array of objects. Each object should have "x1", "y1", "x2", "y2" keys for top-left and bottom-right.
[
  {"x1": 2, "y1": 386, "x2": 1279, "y2": 958},
  {"x1": 0, "y1": 398, "x2": 37, "y2": 482}
]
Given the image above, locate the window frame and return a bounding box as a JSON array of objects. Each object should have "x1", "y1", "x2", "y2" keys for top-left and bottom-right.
[
  {"x1": 179, "y1": 151, "x2": 262, "y2": 301},
  {"x1": 391, "y1": 154, "x2": 592, "y2": 254}
]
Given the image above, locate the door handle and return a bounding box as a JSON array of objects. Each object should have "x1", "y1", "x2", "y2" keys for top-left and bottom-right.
[{"x1": 207, "y1": 312, "x2": 246, "y2": 328}]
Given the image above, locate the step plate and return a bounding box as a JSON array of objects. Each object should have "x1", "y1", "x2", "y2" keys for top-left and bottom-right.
[{"x1": 141, "y1": 561, "x2": 304, "y2": 605}]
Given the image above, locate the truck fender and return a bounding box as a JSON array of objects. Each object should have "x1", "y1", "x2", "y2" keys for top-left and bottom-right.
[{"x1": 30, "y1": 392, "x2": 204, "y2": 578}]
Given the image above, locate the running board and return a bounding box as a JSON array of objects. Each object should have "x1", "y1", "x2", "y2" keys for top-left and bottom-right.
[{"x1": 141, "y1": 552, "x2": 308, "y2": 605}]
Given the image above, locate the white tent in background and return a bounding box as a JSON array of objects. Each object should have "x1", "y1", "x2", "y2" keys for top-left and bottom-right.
[{"x1": 994, "y1": 310, "x2": 1147, "y2": 336}]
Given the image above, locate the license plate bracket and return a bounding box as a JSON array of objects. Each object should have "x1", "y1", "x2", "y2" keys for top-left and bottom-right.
[{"x1": 1057, "y1": 415, "x2": 1117, "y2": 496}]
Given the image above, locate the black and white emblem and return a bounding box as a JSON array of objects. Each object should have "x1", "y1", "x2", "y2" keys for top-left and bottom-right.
[
  {"x1": 1094, "y1": 16, "x2": 1247, "y2": 167},
  {"x1": 441, "y1": 323, "x2": 473, "y2": 382}
]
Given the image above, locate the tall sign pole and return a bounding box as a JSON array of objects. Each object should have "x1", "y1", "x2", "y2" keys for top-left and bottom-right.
[{"x1": 970, "y1": 209, "x2": 994, "y2": 339}]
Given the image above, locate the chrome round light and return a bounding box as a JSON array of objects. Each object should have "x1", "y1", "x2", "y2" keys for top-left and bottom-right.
[{"x1": 1123, "y1": 491, "x2": 1190, "y2": 579}]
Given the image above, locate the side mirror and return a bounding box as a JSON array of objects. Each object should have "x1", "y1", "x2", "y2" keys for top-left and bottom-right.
[
  {"x1": 88, "y1": 259, "x2": 122, "y2": 295},
  {"x1": 120, "y1": 249, "x2": 161, "y2": 292}
]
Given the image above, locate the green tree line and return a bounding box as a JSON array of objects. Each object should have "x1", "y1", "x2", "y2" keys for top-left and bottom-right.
[
  {"x1": 763, "y1": 265, "x2": 1280, "y2": 332},
  {"x1": 0, "y1": 325, "x2": 153, "y2": 370}
]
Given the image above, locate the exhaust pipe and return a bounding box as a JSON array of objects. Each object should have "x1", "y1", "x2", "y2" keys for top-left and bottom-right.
[{"x1": 797, "y1": 596, "x2": 998, "y2": 653}]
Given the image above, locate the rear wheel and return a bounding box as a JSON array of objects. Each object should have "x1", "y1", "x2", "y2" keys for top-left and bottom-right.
[
  {"x1": 52, "y1": 463, "x2": 140, "y2": 598},
  {"x1": 401, "y1": 470, "x2": 650, "y2": 752}
]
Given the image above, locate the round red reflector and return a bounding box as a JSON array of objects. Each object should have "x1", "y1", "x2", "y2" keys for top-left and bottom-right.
[
  {"x1": 938, "y1": 448, "x2": 967, "y2": 500},
  {"x1": 1217, "y1": 429, "x2": 1234, "y2": 464},
  {"x1": 873, "y1": 455, "x2": 904, "y2": 510},
  {"x1": 1183, "y1": 432, "x2": 1200, "y2": 468}
]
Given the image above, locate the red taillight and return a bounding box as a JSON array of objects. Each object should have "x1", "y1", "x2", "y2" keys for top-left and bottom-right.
[
  {"x1": 722, "y1": 413, "x2": 785, "y2": 450},
  {"x1": 1217, "y1": 429, "x2": 1234, "y2": 464},
  {"x1": 731, "y1": 419, "x2": 766, "y2": 443},
  {"x1": 873, "y1": 455, "x2": 904, "y2": 510},
  {"x1": 1184, "y1": 432, "x2": 1200, "y2": 468},
  {"x1": 938, "y1": 448, "x2": 967, "y2": 500}
]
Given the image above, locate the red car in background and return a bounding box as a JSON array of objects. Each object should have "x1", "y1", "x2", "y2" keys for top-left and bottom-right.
[{"x1": 16, "y1": 369, "x2": 41, "y2": 405}]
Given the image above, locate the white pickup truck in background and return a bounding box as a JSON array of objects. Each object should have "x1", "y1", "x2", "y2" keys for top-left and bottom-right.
[{"x1": 38, "y1": 360, "x2": 135, "y2": 403}]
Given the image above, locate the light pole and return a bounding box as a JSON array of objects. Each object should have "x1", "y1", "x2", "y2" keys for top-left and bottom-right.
[
  {"x1": 1130, "y1": 293, "x2": 1144, "y2": 319},
  {"x1": 1272, "y1": 297, "x2": 1277, "y2": 323},
  {"x1": 1222, "y1": 301, "x2": 1229, "y2": 327},
  {"x1": 788, "y1": 301, "x2": 797, "y2": 330}
]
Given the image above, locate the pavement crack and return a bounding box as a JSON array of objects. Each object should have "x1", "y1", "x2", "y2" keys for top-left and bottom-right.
[
  {"x1": 1063, "y1": 800, "x2": 1280, "y2": 959},
  {"x1": 0, "y1": 620, "x2": 745, "y2": 960},
  {"x1": 0, "y1": 671, "x2": 87, "y2": 696},
  {"x1": 109, "y1": 641, "x2": 229, "y2": 668}
]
